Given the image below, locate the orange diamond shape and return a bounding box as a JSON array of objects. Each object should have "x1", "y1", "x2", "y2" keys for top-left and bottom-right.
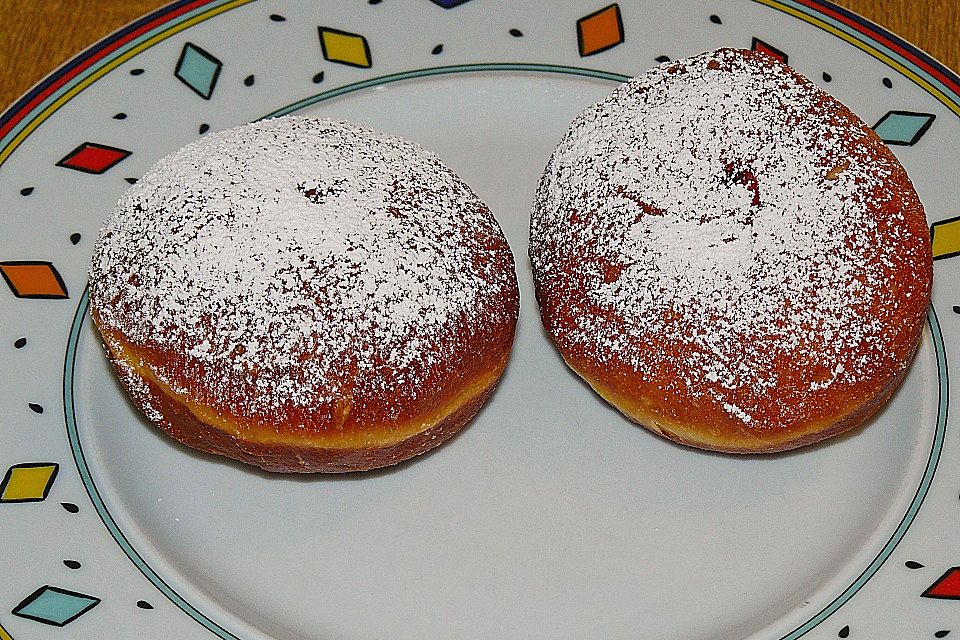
[
  {"x1": 577, "y1": 3, "x2": 624, "y2": 57},
  {"x1": 0, "y1": 261, "x2": 68, "y2": 299}
]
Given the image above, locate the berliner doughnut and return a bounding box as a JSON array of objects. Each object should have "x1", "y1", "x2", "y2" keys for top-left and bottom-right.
[
  {"x1": 529, "y1": 48, "x2": 932, "y2": 453},
  {"x1": 90, "y1": 116, "x2": 519, "y2": 472}
]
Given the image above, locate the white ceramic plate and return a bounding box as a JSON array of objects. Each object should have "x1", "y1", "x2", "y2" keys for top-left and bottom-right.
[{"x1": 3, "y1": 1, "x2": 960, "y2": 638}]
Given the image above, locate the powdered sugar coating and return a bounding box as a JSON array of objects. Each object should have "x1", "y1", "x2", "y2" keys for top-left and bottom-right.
[
  {"x1": 530, "y1": 49, "x2": 930, "y2": 431},
  {"x1": 90, "y1": 116, "x2": 518, "y2": 427}
]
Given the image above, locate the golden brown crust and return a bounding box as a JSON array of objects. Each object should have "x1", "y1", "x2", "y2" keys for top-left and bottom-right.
[
  {"x1": 529, "y1": 48, "x2": 933, "y2": 453},
  {"x1": 98, "y1": 320, "x2": 512, "y2": 472},
  {"x1": 88, "y1": 118, "x2": 520, "y2": 472},
  {"x1": 93, "y1": 308, "x2": 516, "y2": 451},
  {"x1": 91, "y1": 244, "x2": 518, "y2": 470},
  {"x1": 561, "y1": 320, "x2": 923, "y2": 453}
]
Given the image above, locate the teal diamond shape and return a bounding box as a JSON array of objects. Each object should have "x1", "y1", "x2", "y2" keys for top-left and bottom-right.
[
  {"x1": 12, "y1": 585, "x2": 100, "y2": 626},
  {"x1": 175, "y1": 42, "x2": 222, "y2": 100},
  {"x1": 872, "y1": 110, "x2": 935, "y2": 146}
]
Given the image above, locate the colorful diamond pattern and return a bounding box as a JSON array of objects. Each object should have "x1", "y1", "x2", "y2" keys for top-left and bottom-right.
[
  {"x1": 12, "y1": 586, "x2": 100, "y2": 626},
  {"x1": 923, "y1": 567, "x2": 960, "y2": 599},
  {"x1": 577, "y1": 4, "x2": 623, "y2": 57},
  {"x1": 175, "y1": 42, "x2": 223, "y2": 99},
  {"x1": 0, "y1": 262, "x2": 68, "y2": 299},
  {"x1": 56, "y1": 142, "x2": 131, "y2": 174},
  {"x1": 751, "y1": 37, "x2": 788, "y2": 63},
  {"x1": 0, "y1": 463, "x2": 58, "y2": 502},
  {"x1": 319, "y1": 27, "x2": 372, "y2": 68},
  {"x1": 872, "y1": 110, "x2": 936, "y2": 145},
  {"x1": 0, "y1": 2, "x2": 956, "y2": 633}
]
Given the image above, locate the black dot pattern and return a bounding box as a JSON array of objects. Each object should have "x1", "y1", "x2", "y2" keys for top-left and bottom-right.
[
  {"x1": 312, "y1": 71, "x2": 325, "y2": 83},
  {"x1": 137, "y1": 600, "x2": 154, "y2": 610},
  {"x1": 199, "y1": 123, "x2": 210, "y2": 134},
  {"x1": 61, "y1": 502, "x2": 79, "y2": 513},
  {"x1": 113, "y1": 112, "x2": 127, "y2": 120},
  {"x1": 906, "y1": 560, "x2": 925, "y2": 569},
  {"x1": 883, "y1": 77, "x2": 893, "y2": 88},
  {"x1": 63, "y1": 559, "x2": 81, "y2": 569},
  {"x1": 839, "y1": 625, "x2": 850, "y2": 638},
  {"x1": 710, "y1": 14, "x2": 722, "y2": 24},
  {"x1": 125, "y1": 177, "x2": 139, "y2": 184},
  {"x1": 655, "y1": 55, "x2": 670, "y2": 63},
  {"x1": 822, "y1": 72, "x2": 832, "y2": 82},
  {"x1": 935, "y1": 631, "x2": 951, "y2": 638},
  {"x1": 20, "y1": 187, "x2": 34, "y2": 196},
  {"x1": 14, "y1": 337, "x2": 27, "y2": 349},
  {"x1": 29, "y1": 403, "x2": 43, "y2": 414},
  {"x1": 269, "y1": 13, "x2": 286, "y2": 22},
  {"x1": 244, "y1": 74, "x2": 255, "y2": 86},
  {"x1": 432, "y1": 44, "x2": 444, "y2": 55},
  {"x1": 130, "y1": 68, "x2": 145, "y2": 76},
  {"x1": 70, "y1": 233, "x2": 82, "y2": 245},
  {"x1": 510, "y1": 28, "x2": 523, "y2": 37}
]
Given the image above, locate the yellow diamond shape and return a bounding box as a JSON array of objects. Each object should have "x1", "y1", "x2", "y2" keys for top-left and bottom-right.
[
  {"x1": 1, "y1": 463, "x2": 59, "y2": 502},
  {"x1": 319, "y1": 27, "x2": 371, "y2": 68},
  {"x1": 931, "y1": 216, "x2": 960, "y2": 260}
]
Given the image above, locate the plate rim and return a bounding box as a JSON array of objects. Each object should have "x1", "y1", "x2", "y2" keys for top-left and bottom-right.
[
  {"x1": 62, "y1": 289, "x2": 950, "y2": 640},
  {"x1": 2, "y1": 0, "x2": 958, "y2": 638}
]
